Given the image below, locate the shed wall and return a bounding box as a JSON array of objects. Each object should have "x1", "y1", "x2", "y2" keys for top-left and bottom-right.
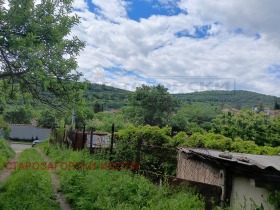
[
  {"x1": 230, "y1": 176, "x2": 274, "y2": 210},
  {"x1": 177, "y1": 152, "x2": 220, "y2": 186}
]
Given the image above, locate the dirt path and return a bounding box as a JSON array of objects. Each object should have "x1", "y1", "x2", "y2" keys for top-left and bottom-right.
[
  {"x1": 36, "y1": 148, "x2": 72, "y2": 210},
  {"x1": 0, "y1": 153, "x2": 20, "y2": 183},
  {"x1": 0, "y1": 143, "x2": 30, "y2": 183}
]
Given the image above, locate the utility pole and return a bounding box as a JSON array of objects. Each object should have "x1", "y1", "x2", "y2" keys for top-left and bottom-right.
[{"x1": 71, "y1": 108, "x2": 75, "y2": 127}]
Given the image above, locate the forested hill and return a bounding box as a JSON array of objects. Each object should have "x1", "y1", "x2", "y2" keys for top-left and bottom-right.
[
  {"x1": 84, "y1": 83, "x2": 131, "y2": 109},
  {"x1": 6, "y1": 83, "x2": 278, "y2": 110},
  {"x1": 173, "y1": 90, "x2": 280, "y2": 109},
  {"x1": 85, "y1": 84, "x2": 280, "y2": 110}
]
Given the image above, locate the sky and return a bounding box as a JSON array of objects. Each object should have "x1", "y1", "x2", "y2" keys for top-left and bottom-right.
[{"x1": 70, "y1": 0, "x2": 280, "y2": 96}]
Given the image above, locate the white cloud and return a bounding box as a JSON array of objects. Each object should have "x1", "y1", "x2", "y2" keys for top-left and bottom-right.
[
  {"x1": 71, "y1": 0, "x2": 280, "y2": 96},
  {"x1": 72, "y1": 0, "x2": 88, "y2": 11},
  {"x1": 179, "y1": 0, "x2": 280, "y2": 41},
  {"x1": 91, "y1": 0, "x2": 129, "y2": 21}
]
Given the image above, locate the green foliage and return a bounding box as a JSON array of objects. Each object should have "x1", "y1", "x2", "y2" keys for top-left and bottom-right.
[
  {"x1": 0, "y1": 138, "x2": 14, "y2": 169},
  {"x1": 86, "y1": 111, "x2": 132, "y2": 132},
  {"x1": 114, "y1": 126, "x2": 177, "y2": 177},
  {"x1": 231, "y1": 139, "x2": 260, "y2": 154},
  {"x1": 3, "y1": 107, "x2": 32, "y2": 124},
  {"x1": 182, "y1": 133, "x2": 207, "y2": 148},
  {"x1": 171, "y1": 102, "x2": 221, "y2": 132},
  {"x1": 170, "y1": 131, "x2": 188, "y2": 147},
  {"x1": 93, "y1": 101, "x2": 103, "y2": 113},
  {"x1": 204, "y1": 133, "x2": 232, "y2": 151},
  {"x1": 0, "y1": 149, "x2": 59, "y2": 210},
  {"x1": 211, "y1": 110, "x2": 280, "y2": 146},
  {"x1": 37, "y1": 109, "x2": 58, "y2": 128},
  {"x1": 0, "y1": 115, "x2": 10, "y2": 139},
  {"x1": 175, "y1": 90, "x2": 279, "y2": 109},
  {"x1": 127, "y1": 84, "x2": 177, "y2": 127},
  {"x1": 268, "y1": 190, "x2": 280, "y2": 210},
  {"x1": 180, "y1": 132, "x2": 280, "y2": 155},
  {"x1": 44, "y1": 145, "x2": 204, "y2": 210},
  {"x1": 274, "y1": 100, "x2": 280, "y2": 110},
  {"x1": 0, "y1": 0, "x2": 84, "y2": 107},
  {"x1": 84, "y1": 83, "x2": 130, "y2": 110}
]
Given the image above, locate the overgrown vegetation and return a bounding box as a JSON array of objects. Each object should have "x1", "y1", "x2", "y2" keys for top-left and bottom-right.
[
  {"x1": 179, "y1": 132, "x2": 280, "y2": 155},
  {"x1": 0, "y1": 116, "x2": 10, "y2": 139},
  {"x1": 42, "y1": 144, "x2": 204, "y2": 210},
  {"x1": 114, "y1": 126, "x2": 177, "y2": 179},
  {"x1": 0, "y1": 138, "x2": 14, "y2": 169},
  {"x1": 0, "y1": 149, "x2": 59, "y2": 210}
]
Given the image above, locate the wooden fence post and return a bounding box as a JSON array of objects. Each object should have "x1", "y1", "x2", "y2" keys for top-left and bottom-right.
[
  {"x1": 109, "y1": 123, "x2": 115, "y2": 161},
  {"x1": 90, "y1": 128, "x2": 93, "y2": 154},
  {"x1": 82, "y1": 123, "x2": 86, "y2": 149},
  {"x1": 60, "y1": 123, "x2": 65, "y2": 148}
]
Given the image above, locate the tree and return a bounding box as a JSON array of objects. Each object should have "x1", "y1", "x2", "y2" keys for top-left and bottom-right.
[
  {"x1": 0, "y1": 0, "x2": 84, "y2": 107},
  {"x1": 0, "y1": 115, "x2": 10, "y2": 139},
  {"x1": 3, "y1": 107, "x2": 32, "y2": 124},
  {"x1": 126, "y1": 85, "x2": 177, "y2": 127},
  {"x1": 171, "y1": 102, "x2": 221, "y2": 132},
  {"x1": 258, "y1": 101, "x2": 265, "y2": 113},
  {"x1": 211, "y1": 110, "x2": 279, "y2": 146},
  {"x1": 93, "y1": 101, "x2": 102, "y2": 113},
  {"x1": 37, "y1": 109, "x2": 58, "y2": 128},
  {"x1": 274, "y1": 100, "x2": 280, "y2": 110}
]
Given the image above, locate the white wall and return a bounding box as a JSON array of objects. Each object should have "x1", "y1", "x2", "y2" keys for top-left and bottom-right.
[
  {"x1": 9, "y1": 125, "x2": 51, "y2": 140},
  {"x1": 230, "y1": 176, "x2": 274, "y2": 210}
]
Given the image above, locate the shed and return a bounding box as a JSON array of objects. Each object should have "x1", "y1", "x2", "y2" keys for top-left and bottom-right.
[{"x1": 177, "y1": 148, "x2": 280, "y2": 210}]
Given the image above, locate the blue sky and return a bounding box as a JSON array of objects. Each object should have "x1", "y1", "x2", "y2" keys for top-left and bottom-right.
[{"x1": 71, "y1": 0, "x2": 280, "y2": 96}]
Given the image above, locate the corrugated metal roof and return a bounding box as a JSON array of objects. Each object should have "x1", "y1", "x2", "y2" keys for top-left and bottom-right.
[{"x1": 179, "y1": 147, "x2": 280, "y2": 171}]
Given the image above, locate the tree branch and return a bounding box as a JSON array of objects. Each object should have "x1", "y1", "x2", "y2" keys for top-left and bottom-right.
[{"x1": 0, "y1": 48, "x2": 28, "y2": 78}]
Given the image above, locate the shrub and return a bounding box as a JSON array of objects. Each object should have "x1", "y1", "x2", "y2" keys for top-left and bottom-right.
[
  {"x1": 204, "y1": 133, "x2": 232, "y2": 151},
  {"x1": 183, "y1": 133, "x2": 207, "y2": 148},
  {"x1": 170, "y1": 132, "x2": 188, "y2": 147},
  {"x1": 0, "y1": 116, "x2": 10, "y2": 139},
  {"x1": 114, "y1": 125, "x2": 176, "y2": 178},
  {"x1": 0, "y1": 138, "x2": 14, "y2": 169},
  {"x1": 231, "y1": 140, "x2": 260, "y2": 154}
]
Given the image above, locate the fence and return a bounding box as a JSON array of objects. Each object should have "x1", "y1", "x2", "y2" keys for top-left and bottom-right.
[{"x1": 50, "y1": 124, "x2": 178, "y2": 181}]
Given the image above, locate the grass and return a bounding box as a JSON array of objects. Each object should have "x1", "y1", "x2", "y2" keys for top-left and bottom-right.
[
  {"x1": 42, "y1": 143, "x2": 205, "y2": 210},
  {"x1": 0, "y1": 149, "x2": 60, "y2": 210},
  {"x1": 0, "y1": 138, "x2": 15, "y2": 170}
]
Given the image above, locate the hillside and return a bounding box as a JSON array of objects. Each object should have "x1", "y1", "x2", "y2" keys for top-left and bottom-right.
[
  {"x1": 2, "y1": 83, "x2": 279, "y2": 111},
  {"x1": 84, "y1": 85, "x2": 280, "y2": 110},
  {"x1": 84, "y1": 83, "x2": 131, "y2": 109},
  {"x1": 173, "y1": 90, "x2": 280, "y2": 109}
]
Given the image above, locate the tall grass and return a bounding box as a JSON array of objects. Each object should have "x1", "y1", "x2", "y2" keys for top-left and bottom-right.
[
  {"x1": 43, "y1": 144, "x2": 205, "y2": 210},
  {"x1": 0, "y1": 139, "x2": 15, "y2": 170},
  {"x1": 0, "y1": 149, "x2": 60, "y2": 210}
]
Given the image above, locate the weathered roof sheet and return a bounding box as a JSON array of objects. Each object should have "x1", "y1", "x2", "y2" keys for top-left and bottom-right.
[{"x1": 179, "y1": 147, "x2": 280, "y2": 171}]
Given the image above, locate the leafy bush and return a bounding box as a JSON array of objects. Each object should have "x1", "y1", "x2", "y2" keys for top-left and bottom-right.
[
  {"x1": 0, "y1": 139, "x2": 14, "y2": 169},
  {"x1": 44, "y1": 145, "x2": 205, "y2": 210},
  {"x1": 181, "y1": 132, "x2": 280, "y2": 155},
  {"x1": 0, "y1": 149, "x2": 59, "y2": 210},
  {"x1": 114, "y1": 126, "x2": 177, "y2": 178},
  {"x1": 231, "y1": 140, "x2": 259, "y2": 154},
  {"x1": 204, "y1": 133, "x2": 232, "y2": 151},
  {"x1": 170, "y1": 131, "x2": 188, "y2": 147},
  {"x1": 211, "y1": 111, "x2": 280, "y2": 147},
  {"x1": 0, "y1": 116, "x2": 10, "y2": 139}
]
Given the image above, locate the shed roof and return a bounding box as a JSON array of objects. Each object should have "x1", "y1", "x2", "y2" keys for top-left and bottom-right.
[{"x1": 179, "y1": 148, "x2": 280, "y2": 172}]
